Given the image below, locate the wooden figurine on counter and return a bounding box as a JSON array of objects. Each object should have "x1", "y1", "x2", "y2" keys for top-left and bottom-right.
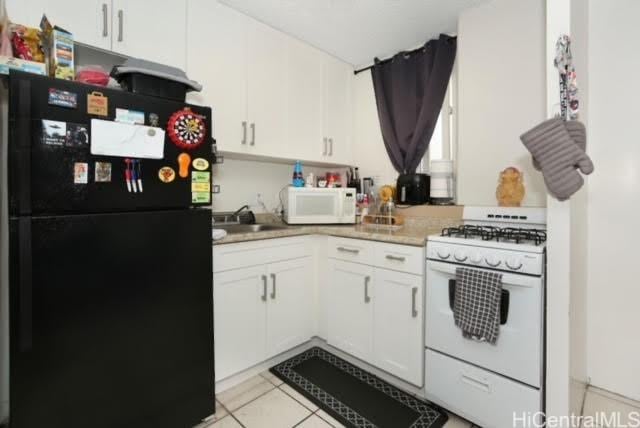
[{"x1": 496, "y1": 167, "x2": 525, "y2": 207}]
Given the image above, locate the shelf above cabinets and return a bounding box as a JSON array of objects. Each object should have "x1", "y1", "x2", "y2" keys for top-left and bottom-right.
[{"x1": 186, "y1": 0, "x2": 354, "y2": 166}]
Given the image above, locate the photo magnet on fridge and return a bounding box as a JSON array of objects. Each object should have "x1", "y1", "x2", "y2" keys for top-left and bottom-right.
[
  {"x1": 115, "y1": 108, "x2": 145, "y2": 125},
  {"x1": 65, "y1": 123, "x2": 89, "y2": 147},
  {"x1": 73, "y1": 162, "x2": 89, "y2": 184},
  {"x1": 95, "y1": 162, "x2": 112, "y2": 182},
  {"x1": 48, "y1": 88, "x2": 77, "y2": 108}
]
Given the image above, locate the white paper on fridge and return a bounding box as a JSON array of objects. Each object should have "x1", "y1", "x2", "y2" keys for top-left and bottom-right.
[{"x1": 90, "y1": 119, "x2": 165, "y2": 159}]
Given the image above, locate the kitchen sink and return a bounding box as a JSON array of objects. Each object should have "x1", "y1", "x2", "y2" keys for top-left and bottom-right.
[{"x1": 214, "y1": 224, "x2": 289, "y2": 234}]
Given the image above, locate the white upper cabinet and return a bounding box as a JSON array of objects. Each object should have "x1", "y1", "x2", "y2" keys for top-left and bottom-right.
[
  {"x1": 7, "y1": 0, "x2": 186, "y2": 69},
  {"x1": 246, "y1": 18, "x2": 289, "y2": 157},
  {"x1": 286, "y1": 37, "x2": 325, "y2": 161},
  {"x1": 186, "y1": 0, "x2": 247, "y2": 153},
  {"x1": 185, "y1": 1, "x2": 353, "y2": 165},
  {"x1": 324, "y1": 56, "x2": 354, "y2": 165},
  {"x1": 111, "y1": 0, "x2": 186, "y2": 69},
  {"x1": 6, "y1": 0, "x2": 112, "y2": 50}
]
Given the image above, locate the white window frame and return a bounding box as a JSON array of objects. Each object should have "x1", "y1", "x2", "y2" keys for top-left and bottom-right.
[{"x1": 420, "y1": 67, "x2": 457, "y2": 173}]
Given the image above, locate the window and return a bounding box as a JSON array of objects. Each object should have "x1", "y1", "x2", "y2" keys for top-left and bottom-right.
[{"x1": 419, "y1": 72, "x2": 456, "y2": 172}]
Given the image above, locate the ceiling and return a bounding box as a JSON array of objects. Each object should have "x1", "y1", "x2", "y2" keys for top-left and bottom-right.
[{"x1": 219, "y1": 0, "x2": 486, "y2": 68}]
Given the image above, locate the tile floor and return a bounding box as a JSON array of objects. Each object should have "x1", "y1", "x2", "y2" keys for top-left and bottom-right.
[{"x1": 203, "y1": 372, "x2": 474, "y2": 428}]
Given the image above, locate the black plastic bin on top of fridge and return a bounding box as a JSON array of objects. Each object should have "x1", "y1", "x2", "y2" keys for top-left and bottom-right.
[{"x1": 3, "y1": 70, "x2": 215, "y2": 428}]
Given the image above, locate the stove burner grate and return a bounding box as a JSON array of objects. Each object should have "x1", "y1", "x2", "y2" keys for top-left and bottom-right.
[{"x1": 441, "y1": 225, "x2": 547, "y2": 245}]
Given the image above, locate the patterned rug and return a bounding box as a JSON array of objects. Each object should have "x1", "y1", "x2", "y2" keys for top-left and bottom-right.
[{"x1": 270, "y1": 347, "x2": 448, "y2": 428}]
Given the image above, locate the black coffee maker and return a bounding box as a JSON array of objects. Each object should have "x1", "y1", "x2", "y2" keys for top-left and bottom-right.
[{"x1": 396, "y1": 173, "x2": 430, "y2": 205}]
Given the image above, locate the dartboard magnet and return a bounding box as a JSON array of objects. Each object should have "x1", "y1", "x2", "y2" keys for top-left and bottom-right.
[{"x1": 167, "y1": 108, "x2": 207, "y2": 150}]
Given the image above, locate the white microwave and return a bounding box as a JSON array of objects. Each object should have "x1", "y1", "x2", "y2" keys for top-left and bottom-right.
[{"x1": 283, "y1": 187, "x2": 356, "y2": 224}]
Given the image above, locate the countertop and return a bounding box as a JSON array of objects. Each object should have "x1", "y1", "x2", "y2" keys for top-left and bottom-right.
[{"x1": 212, "y1": 223, "x2": 445, "y2": 247}]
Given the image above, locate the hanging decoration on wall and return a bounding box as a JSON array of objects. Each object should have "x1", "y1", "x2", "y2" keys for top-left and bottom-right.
[
  {"x1": 554, "y1": 35, "x2": 579, "y2": 120},
  {"x1": 166, "y1": 108, "x2": 207, "y2": 150}
]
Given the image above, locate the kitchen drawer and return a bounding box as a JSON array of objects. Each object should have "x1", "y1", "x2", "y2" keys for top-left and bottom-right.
[
  {"x1": 374, "y1": 242, "x2": 424, "y2": 275},
  {"x1": 213, "y1": 236, "x2": 311, "y2": 272},
  {"x1": 425, "y1": 350, "x2": 541, "y2": 428},
  {"x1": 327, "y1": 237, "x2": 374, "y2": 265}
]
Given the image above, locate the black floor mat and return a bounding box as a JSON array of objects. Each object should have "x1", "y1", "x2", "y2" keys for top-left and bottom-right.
[{"x1": 270, "y1": 347, "x2": 448, "y2": 428}]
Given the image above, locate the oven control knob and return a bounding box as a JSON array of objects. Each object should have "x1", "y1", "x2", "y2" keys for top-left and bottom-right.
[
  {"x1": 485, "y1": 255, "x2": 502, "y2": 267},
  {"x1": 454, "y1": 250, "x2": 467, "y2": 262},
  {"x1": 436, "y1": 248, "x2": 451, "y2": 260},
  {"x1": 506, "y1": 256, "x2": 523, "y2": 271},
  {"x1": 470, "y1": 253, "x2": 483, "y2": 264}
]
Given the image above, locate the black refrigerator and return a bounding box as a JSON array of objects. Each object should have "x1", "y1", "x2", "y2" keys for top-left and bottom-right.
[{"x1": 3, "y1": 71, "x2": 215, "y2": 428}]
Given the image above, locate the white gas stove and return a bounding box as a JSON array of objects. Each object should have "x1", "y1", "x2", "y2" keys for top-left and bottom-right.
[
  {"x1": 427, "y1": 206, "x2": 546, "y2": 276},
  {"x1": 424, "y1": 206, "x2": 546, "y2": 428}
]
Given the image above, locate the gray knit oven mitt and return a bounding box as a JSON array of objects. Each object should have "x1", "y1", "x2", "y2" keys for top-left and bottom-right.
[
  {"x1": 533, "y1": 120, "x2": 589, "y2": 171},
  {"x1": 520, "y1": 118, "x2": 594, "y2": 201}
]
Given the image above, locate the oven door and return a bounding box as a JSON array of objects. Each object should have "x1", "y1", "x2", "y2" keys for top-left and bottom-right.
[
  {"x1": 425, "y1": 260, "x2": 543, "y2": 387},
  {"x1": 287, "y1": 191, "x2": 340, "y2": 224}
]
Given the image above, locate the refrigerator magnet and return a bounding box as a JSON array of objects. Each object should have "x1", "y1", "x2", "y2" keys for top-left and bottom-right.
[
  {"x1": 95, "y1": 162, "x2": 112, "y2": 183},
  {"x1": 115, "y1": 108, "x2": 145, "y2": 125},
  {"x1": 192, "y1": 157, "x2": 209, "y2": 171},
  {"x1": 148, "y1": 113, "x2": 160, "y2": 127},
  {"x1": 192, "y1": 192, "x2": 211, "y2": 204},
  {"x1": 191, "y1": 182, "x2": 211, "y2": 193},
  {"x1": 73, "y1": 162, "x2": 89, "y2": 184},
  {"x1": 167, "y1": 108, "x2": 206, "y2": 150},
  {"x1": 87, "y1": 92, "x2": 108, "y2": 116},
  {"x1": 158, "y1": 166, "x2": 176, "y2": 183},
  {"x1": 65, "y1": 123, "x2": 89, "y2": 147},
  {"x1": 177, "y1": 153, "x2": 191, "y2": 178},
  {"x1": 42, "y1": 120, "x2": 66, "y2": 146},
  {"x1": 191, "y1": 171, "x2": 210, "y2": 183},
  {"x1": 48, "y1": 88, "x2": 77, "y2": 108}
]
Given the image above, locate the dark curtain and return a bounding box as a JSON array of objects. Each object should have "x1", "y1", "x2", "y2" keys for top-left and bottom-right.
[{"x1": 371, "y1": 34, "x2": 457, "y2": 174}]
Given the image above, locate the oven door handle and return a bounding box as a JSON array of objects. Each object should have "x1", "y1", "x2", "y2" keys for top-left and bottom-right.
[
  {"x1": 427, "y1": 260, "x2": 539, "y2": 289},
  {"x1": 449, "y1": 279, "x2": 510, "y2": 325}
]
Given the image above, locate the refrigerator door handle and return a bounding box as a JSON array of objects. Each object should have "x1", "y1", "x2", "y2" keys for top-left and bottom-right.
[
  {"x1": 16, "y1": 79, "x2": 32, "y2": 214},
  {"x1": 18, "y1": 218, "x2": 33, "y2": 351}
]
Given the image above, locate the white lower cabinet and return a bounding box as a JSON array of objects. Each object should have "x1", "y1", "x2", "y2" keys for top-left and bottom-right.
[
  {"x1": 372, "y1": 268, "x2": 424, "y2": 386},
  {"x1": 266, "y1": 258, "x2": 314, "y2": 357},
  {"x1": 327, "y1": 259, "x2": 374, "y2": 362},
  {"x1": 327, "y1": 238, "x2": 425, "y2": 386},
  {"x1": 213, "y1": 241, "x2": 313, "y2": 380},
  {"x1": 214, "y1": 266, "x2": 268, "y2": 380}
]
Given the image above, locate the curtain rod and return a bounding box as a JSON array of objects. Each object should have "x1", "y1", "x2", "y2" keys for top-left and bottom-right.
[{"x1": 353, "y1": 35, "x2": 457, "y2": 75}]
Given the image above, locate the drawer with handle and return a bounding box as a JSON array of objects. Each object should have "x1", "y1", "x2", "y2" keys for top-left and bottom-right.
[
  {"x1": 374, "y1": 242, "x2": 424, "y2": 275},
  {"x1": 425, "y1": 349, "x2": 540, "y2": 428},
  {"x1": 328, "y1": 237, "x2": 374, "y2": 265}
]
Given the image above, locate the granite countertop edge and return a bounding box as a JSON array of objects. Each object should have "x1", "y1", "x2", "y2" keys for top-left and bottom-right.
[{"x1": 212, "y1": 224, "x2": 443, "y2": 247}]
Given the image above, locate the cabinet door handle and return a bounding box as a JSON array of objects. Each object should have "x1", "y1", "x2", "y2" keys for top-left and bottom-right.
[
  {"x1": 322, "y1": 137, "x2": 328, "y2": 155},
  {"x1": 241, "y1": 121, "x2": 247, "y2": 145},
  {"x1": 250, "y1": 123, "x2": 256, "y2": 146},
  {"x1": 385, "y1": 254, "x2": 406, "y2": 262},
  {"x1": 270, "y1": 273, "x2": 276, "y2": 299},
  {"x1": 328, "y1": 138, "x2": 334, "y2": 156},
  {"x1": 337, "y1": 246, "x2": 359, "y2": 254},
  {"x1": 261, "y1": 275, "x2": 267, "y2": 301},
  {"x1": 364, "y1": 275, "x2": 371, "y2": 303},
  {"x1": 117, "y1": 9, "x2": 124, "y2": 42},
  {"x1": 411, "y1": 287, "x2": 418, "y2": 317},
  {"x1": 101, "y1": 3, "x2": 109, "y2": 37}
]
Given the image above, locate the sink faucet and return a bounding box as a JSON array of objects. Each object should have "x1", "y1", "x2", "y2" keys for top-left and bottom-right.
[{"x1": 231, "y1": 205, "x2": 255, "y2": 224}]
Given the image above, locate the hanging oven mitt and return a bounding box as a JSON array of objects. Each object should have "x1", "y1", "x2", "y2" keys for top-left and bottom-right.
[
  {"x1": 520, "y1": 118, "x2": 594, "y2": 201},
  {"x1": 532, "y1": 120, "x2": 590, "y2": 172}
]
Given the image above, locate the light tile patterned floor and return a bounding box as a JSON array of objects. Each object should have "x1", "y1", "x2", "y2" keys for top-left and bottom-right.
[{"x1": 207, "y1": 373, "x2": 474, "y2": 428}]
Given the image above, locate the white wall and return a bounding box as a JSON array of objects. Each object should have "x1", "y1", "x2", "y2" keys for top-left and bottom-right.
[
  {"x1": 210, "y1": 158, "x2": 342, "y2": 213},
  {"x1": 352, "y1": 73, "x2": 398, "y2": 188},
  {"x1": 585, "y1": 0, "x2": 640, "y2": 402},
  {"x1": 456, "y1": 0, "x2": 547, "y2": 207}
]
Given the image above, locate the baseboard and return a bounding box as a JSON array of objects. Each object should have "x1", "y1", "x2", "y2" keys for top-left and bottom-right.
[
  {"x1": 569, "y1": 377, "x2": 588, "y2": 417},
  {"x1": 582, "y1": 385, "x2": 640, "y2": 424},
  {"x1": 215, "y1": 337, "x2": 425, "y2": 398}
]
